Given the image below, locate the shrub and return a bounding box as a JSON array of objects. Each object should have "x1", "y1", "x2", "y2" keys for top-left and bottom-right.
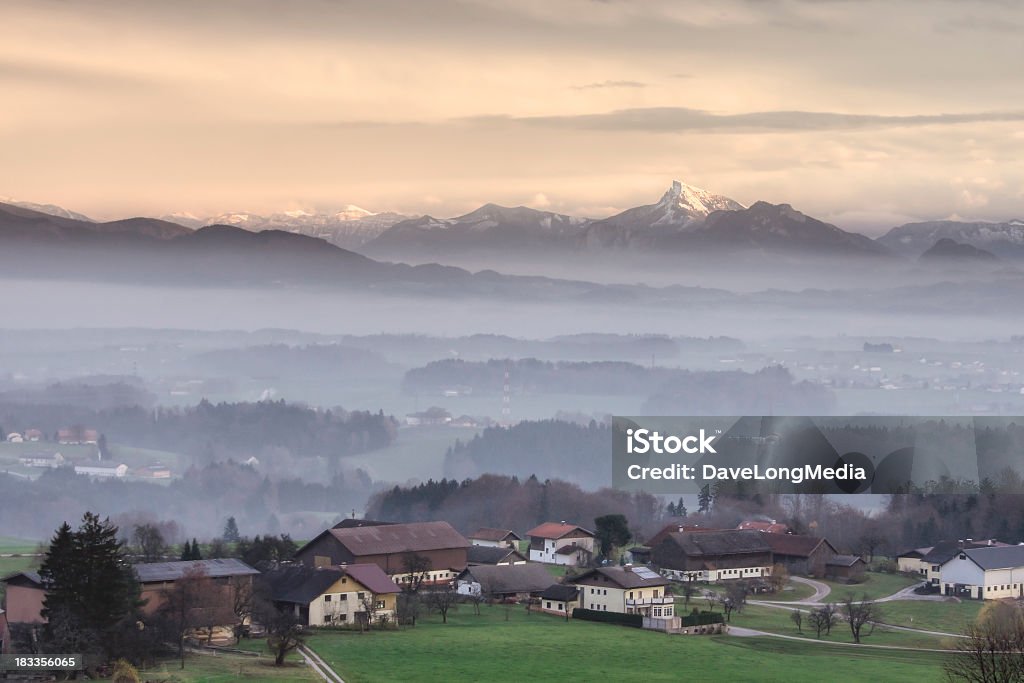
[{"x1": 571, "y1": 608, "x2": 642, "y2": 628}]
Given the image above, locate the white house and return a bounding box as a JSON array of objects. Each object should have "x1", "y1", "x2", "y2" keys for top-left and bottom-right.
[
  {"x1": 74, "y1": 462, "x2": 128, "y2": 478},
  {"x1": 939, "y1": 545, "x2": 1024, "y2": 600},
  {"x1": 569, "y1": 566, "x2": 675, "y2": 621},
  {"x1": 526, "y1": 522, "x2": 595, "y2": 566}
]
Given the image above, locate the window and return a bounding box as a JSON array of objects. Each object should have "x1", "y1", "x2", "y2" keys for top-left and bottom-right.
[
  {"x1": 653, "y1": 607, "x2": 662, "y2": 617},
  {"x1": 339, "y1": 614, "x2": 347, "y2": 622},
  {"x1": 375, "y1": 600, "x2": 386, "y2": 609},
  {"x1": 358, "y1": 592, "x2": 365, "y2": 600},
  {"x1": 629, "y1": 591, "x2": 634, "y2": 599},
  {"x1": 340, "y1": 594, "x2": 348, "y2": 601},
  {"x1": 546, "y1": 602, "x2": 552, "y2": 609},
  {"x1": 324, "y1": 594, "x2": 332, "y2": 602}
]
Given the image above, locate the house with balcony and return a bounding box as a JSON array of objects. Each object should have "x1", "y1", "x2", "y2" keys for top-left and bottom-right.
[
  {"x1": 264, "y1": 563, "x2": 401, "y2": 627},
  {"x1": 526, "y1": 522, "x2": 595, "y2": 566},
  {"x1": 568, "y1": 566, "x2": 674, "y2": 621}
]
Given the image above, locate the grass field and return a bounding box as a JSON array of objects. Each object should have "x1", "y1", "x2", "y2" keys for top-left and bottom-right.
[
  {"x1": 876, "y1": 600, "x2": 982, "y2": 634},
  {"x1": 139, "y1": 653, "x2": 318, "y2": 683},
  {"x1": 757, "y1": 579, "x2": 818, "y2": 602},
  {"x1": 727, "y1": 603, "x2": 953, "y2": 649},
  {"x1": 822, "y1": 572, "x2": 919, "y2": 602},
  {"x1": 306, "y1": 604, "x2": 951, "y2": 682}
]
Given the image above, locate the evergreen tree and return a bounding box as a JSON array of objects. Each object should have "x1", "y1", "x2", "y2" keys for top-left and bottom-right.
[
  {"x1": 191, "y1": 538, "x2": 202, "y2": 561},
  {"x1": 676, "y1": 497, "x2": 688, "y2": 518},
  {"x1": 38, "y1": 513, "x2": 139, "y2": 660},
  {"x1": 222, "y1": 516, "x2": 240, "y2": 542},
  {"x1": 698, "y1": 484, "x2": 712, "y2": 514}
]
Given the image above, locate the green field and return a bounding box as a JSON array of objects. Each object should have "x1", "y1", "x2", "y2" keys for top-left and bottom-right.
[
  {"x1": 306, "y1": 604, "x2": 951, "y2": 682},
  {"x1": 139, "y1": 653, "x2": 318, "y2": 682},
  {"x1": 822, "y1": 572, "x2": 919, "y2": 603},
  {"x1": 727, "y1": 603, "x2": 953, "y2": 650},
  {"x1": 876, "y1": 600, "x2": 982, "y2": 634},
  {"x1": 755, "y1": 579, "x2": 817, "y2": 602}
]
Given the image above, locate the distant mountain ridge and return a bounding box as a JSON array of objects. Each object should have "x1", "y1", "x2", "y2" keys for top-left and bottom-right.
[
  {"x1": 364, "y1": 203, "x2": 590, "y2": 257},
  {"x1": 918, "y1": 238, "x2": 999, "y2": 264},
  {"x1": 878, "y1": 219, "x2": 1024, "y2": 259}
]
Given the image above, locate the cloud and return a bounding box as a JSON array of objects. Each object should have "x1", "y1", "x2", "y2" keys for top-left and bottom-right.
[
  {"x1": 466, "y1": 107, "x2": 1024, "y2": 133},
  {"x1": 571, "y1": 80, "x2": 647, "y2": 90},
  {"x1": 0, "y1": 58, "x2": 157, "y2": 90}
]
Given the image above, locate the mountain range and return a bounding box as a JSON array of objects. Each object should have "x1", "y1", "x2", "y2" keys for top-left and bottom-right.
[{"x1": 5, "y1": 181, "x2": 1024, "y2": 262}]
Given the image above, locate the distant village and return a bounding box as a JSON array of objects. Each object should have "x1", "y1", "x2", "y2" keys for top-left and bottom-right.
[
  {"x1": 6, "y1": 507, "x2": 1024, "y2": 662},
  {"x1": 4, "y1": 425, "x2": 172, "y2": 480}
]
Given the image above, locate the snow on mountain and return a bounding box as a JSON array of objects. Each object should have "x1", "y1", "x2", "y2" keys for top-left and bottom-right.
[
  {"x1": 0, "y1": 197, "x2": 93, "y2": 222},
  {"x1": 582, "y1": 180, "x2": 744, "y2": 248},
  {"x1": 364, "y1": 203, "x2": 591, "y2": 256},
  {"x1": 878, "y1": 220, "x2": 1024, "y2": 259}
]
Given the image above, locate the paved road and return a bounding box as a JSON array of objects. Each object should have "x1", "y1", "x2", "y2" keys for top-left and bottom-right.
[
  {"x1": 300, "y1": 645, "x2": 346, "y2": 683},
  {"x1": 727, "y1": 625, "x2": 956, "y2": 652}
]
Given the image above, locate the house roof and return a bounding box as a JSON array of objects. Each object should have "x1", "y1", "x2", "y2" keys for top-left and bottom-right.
[
  {"x1": 897, "y1": 546, "x2": 933, "y2": 559},
  {"x1": 457, "y1": 563, "x2": 554, "y2": 595},
  {"x1": 526, "y1": 522, "x2": 594, "y2": 540},
  {"x1": 332, "y1": 518, "x2": 396, "y2": 529},
  {"x1": 467, "y1": 546, "x2": 527, "y2": 565},
  {"x1": 827, "y1": 555, "x2": 865, "y2": 567},
  {"x1": 555, "y1": 545, "x2": 592, "y2": 556},
  {"x1": 922, "y1": 540, "x2": 1003, "y2": 565},
  {"x1": 343, "y1": 563, "x2": 402, "y2": 594},
  {"x1": 303, "y1": 521, "x2": 470, "y2": 558},
  {"x1": 540, "y1": 584, "x2": 579, "y2": 602},
  {"x1": 761, "y1": 533, "x2": 836, "y2": 559},
  {"x1": 469, "y1": 527, "x2": 522, "y2": 542},
  {"x1": 265, "y1": 563, "x2": 401, "y2": 604},
  {"x1": 570, "y1": 566, "x2": 670, "y2": 590},
  {"x1": 1, "y1": 571, "x2": 42, "y2": 587},
  {"x1": 266, "y1": 566, "x2": 345, "y2": 605},
  {"x1": 134, "y1": 558, "x2": 259, "y2": 583},
  {"x1": 961, "y1": 546, "x2": 1024, "y2": 571},
  {"x1": 662, "y1": 530, "x2": 771, "y2": 557},
  {"x1": 646, "y1": 523, "x2": 721, "y2": 549},
  {"x1": 737, "y1": 520, "x2": 790, "y2": 534}
]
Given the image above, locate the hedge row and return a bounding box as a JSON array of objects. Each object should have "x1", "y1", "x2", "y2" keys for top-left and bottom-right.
[
  {"x1": 680, "y1": 611, "x2": 724, "y2": 627},
  {"x1": 571, "y1": 608, "x2": 643, "y2": 628}
]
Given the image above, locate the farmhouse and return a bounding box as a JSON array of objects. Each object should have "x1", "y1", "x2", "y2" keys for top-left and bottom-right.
[
  {"x1": 921, "y1": 539, "x2": 1003, "y2": 587},
  {"x1": 468, "y1": 527, "x2": 522, "y2": 549},
  {"x1": 295, "y1": 521, "x2": 470, "y2": 586},
  {"x1": 455, "y1": 563, "x2": 554, "y2": 600},
  {"x1": 0, "y1": 608, "x2": 9, "y2": 654},
  {"x1": 2, "y1": 559, "x2": 260, "y2": 626},
  {"x1": 569, "y1": 566, "x2": 674, "y2": 620},
  {"x1": 134, "y1": 558, "x2": 260, "y2": 618},
  {"x1": 466, "y1": 545, "x2": 528, "y2": 566},
  {"x1": 263, "y1": 563, "x2": 400, "y2": 627},
  {"x1": 825, "y1": 555, "x2": 867, "y2": 582},
  {"x1": 539, "y1": 584, "x2": 580, "y2": 617},
  {"x1": 897, "y1": 546, "x2": 933, "y2": 576},
  {"x1": 74, "y1": 462, "x2": 128, "y2": 478},
  {"x1": 526, "y1": 522, "x2": 595, "y2": 566},
  {"x1": 762, "y1": 533, "x2": 838, "y2": 577},
  {"x1": 0, "y1": 572, "x2": 44, "y2": 624},
  {"x1": 57, "y1": 427, "x2": 99, "y2": 444},
  {"x1": 939, "y1": 545, "x2": 1024, "y2": 600},
  {"x1": 652, "y1": 530, "x2": 772, "y2": 582}
]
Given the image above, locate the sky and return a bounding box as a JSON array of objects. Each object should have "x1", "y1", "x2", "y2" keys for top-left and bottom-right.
[{"x1": 2, "y1": 0, "x2": 1023, "y2": 233}]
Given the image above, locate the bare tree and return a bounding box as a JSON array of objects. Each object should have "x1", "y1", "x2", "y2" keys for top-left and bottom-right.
[
  {"x1": 768, "y1": 564, "x2": 789, "y2": 594},
  {"x1": 359, "y1": 593, "x2": 381, "y2": 632},
  {"x1": 425, "y1": 583, "x2": 458, "y2": 624},
  {"x1": 132, "y1": 524, "x2": 167, "y2": 563},
  {"x1": 401, "y1": 552, "x2": 431, "y2": 594},
  {"x1": 807, "y1": 604, "x2": 838, "y2": 638},
  {"x1": 841, "y1": 593, "x2": 880, "y2": 644},
  {"x1": 944, "y1": 602, "x2": 1024, "y2": 683},
  {"x1": 158, "y1": 566, "x2": 228, "y2": 668},
  {"x1": 725, "y1": 581, "x2": 750, "y2": 615},
  {"x1": 254, "y1": 600, "x2": 309, "y2": 667},
  {"x1": 229, "y1": 575, "x2": 255, "y2": 641},
  {"x1": 790, "y1": 609, "x2": 803, "y2": 633}
]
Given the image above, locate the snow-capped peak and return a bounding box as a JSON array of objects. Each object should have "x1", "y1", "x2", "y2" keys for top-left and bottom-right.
[
  {"x1": 658, "y1": 180, "x2": 745, "y2": 216},
  {"x1": 283, "y1": 209, "x2": 314, "y2": 218},
  {"x1": 333, "y1": 204, "x2": 376, "y2": 221}
]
